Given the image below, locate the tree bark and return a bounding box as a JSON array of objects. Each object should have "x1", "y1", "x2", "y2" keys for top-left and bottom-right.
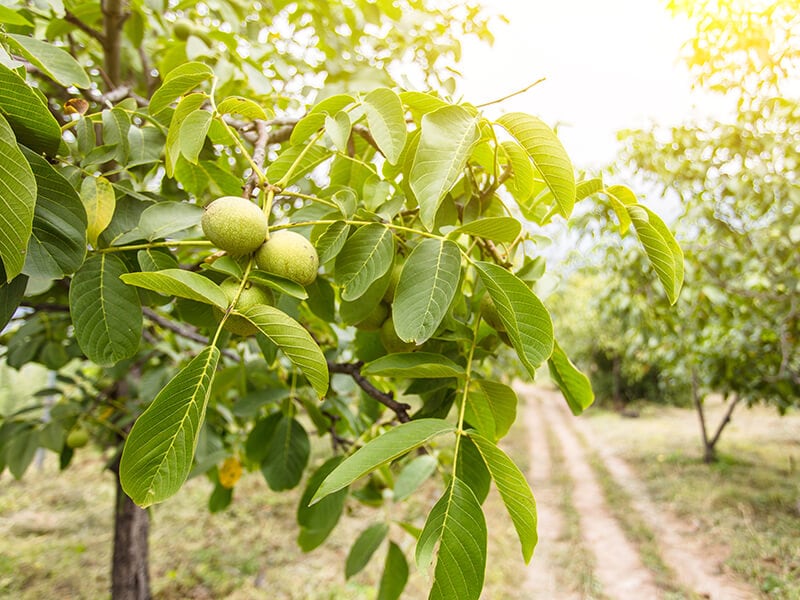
[
  {"x1": 690, "y1": 366, "x2": 714, "y2": 462},
  {"x1": 111, "y1": 464, "x2": 151, "y2": 600}
]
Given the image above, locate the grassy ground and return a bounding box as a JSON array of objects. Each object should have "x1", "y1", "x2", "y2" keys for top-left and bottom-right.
[
  {"x1": 580, "y1": 398, "x2": 800, "y2": 600},
  {"x1": 0, "y1": 414, "x2": 531, "y2": 600}
]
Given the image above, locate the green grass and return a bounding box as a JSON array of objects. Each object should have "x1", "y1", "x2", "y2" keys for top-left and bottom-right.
[
  {"x1": 581, "y1": 400, "x2": 800, "y2": 600},
  {"x1": 544, "y1": 424, "x2": 605, "y2": 599},
  {"x1": 0, "y1": 424, "x2": 533, "y2": 599}
]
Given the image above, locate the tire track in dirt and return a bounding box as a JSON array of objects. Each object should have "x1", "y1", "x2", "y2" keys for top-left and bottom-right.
[
  {"x1": 523, "y1": 393, "x2": 577, "y2": 599},
  {"x1": 571, "y1": 410, "x2": 757, "y2": 600},
  {"x1": 527, "y1": 385, "x2": 661, "y2": 600}
]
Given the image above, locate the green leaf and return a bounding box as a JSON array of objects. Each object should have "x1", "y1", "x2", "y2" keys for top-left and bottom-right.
[
  {"x1": 400, "y1": 91, "x2": 449, "y2": 115},
  {"x1": 0, "y1": 63, "x2": 62, "y2": 156},
  {"x1": 334, "y1": 223, "x2": 394, "y2": 301},
  {"x1": 626, "y1": 204, "x2": 684, "y2": 304},
  {"x1": 345, "y1": 523, "x2": 389, "y2": 579},
  {"x1": 325, "y1": 111, "x2": 351, "y2": 153},
  {"x1": 80, "y1": 176, "x2": 116, "y2": 248},
  {"x1": 260, "y1": 416, "x2": 310, "y2": 491},
  {"x1": 393, "y1": 238, "x2": 461, "y2": 344},
  {"x1": 453, "y1": 217, "x2": 522, "y2": 244},
  {"x1": 121, "y1": 269, "x2": 227, "y2": 308},
  {"x1": 363, "y1": 88, "x2": 407, "y2": 164},
  {"x1": 0, "y1": 113, "x2": 36, "y2": 281},
  {"x1": 464, "y1": 379, "x2": 517, "y2": 442},
  {"x1": 5, "y1": 34, "x2": 91, "y2": 88},
  {"x1": 216, "y1": 96, "x2": 272, "y2": 121},
  {"x1": 138, "y1": 201, "x2": 203, "y2": 242},
  {"x1": 150, "y1": 61, "x2": 214, "y2": 117},
  {"x1": 239, "y1": 305, "x2": 329, "y2": 396},
  {"x1": 179, "y1": 110, "x2": 212, "y2": 164},
  {"x1": 416, "y1": 477, "x2": 487, "y2": 600},
  {"x1": 311, "y1": 419, "x2": 455, "y2": 503},
  {"x1": 604, "y1": 185, "x2": 635, "y2": 234},
  {"x1": 496, "y1": 113, "x2": 575, "y2": 218},
  {"x1": 314, "y1": 220, "x2": 350, "y2": 264},
  {"x1": 290, "y1": 112, "x2": 326, "y2": 145},
  {"x1": 476, "y1": 261, "x2": 554, "y2": 379},
  {"x1": 247, "y1": 271, "x2": 309, "y2": 300},
  {"x1": 165, "y1": 94, "x2": 206, "y2": 177},
  {"x1": 0, "y1": 266, "x2": 27, "y2": 330},
  {"x1": 576, "y1": 177, "x2": 604, "y2": 202},
  {"x1": 266, "y1": 144, "x2": 330, "y2": 185},
  {"x1": 410, "y1": 105, "x2": 480, "y2": 230},
  {"x1": 501, "y1": 141, "x2": 534, "y2": 204},
  {"x1": 297, "y1": 456, "x2": 348, "y2": 551},
  {"x1": 469, "y1": 433, "x2": 537, "y2": 563},
  {"x1": 362, "y1": 352, "x2": 464, "y2": 379},
  {"x1": 456, "y1": 436, "x2": 491, "y2": 504},
  {"x1": 120, "y1": 346, "x2": 220, "y2": 507},
  {"x1": 21, "y1": 148, "x2": 86, "y2": 279},
  {"x1": 377, "y1": 542, "x2": 409, "y2": 600},
  {"x1": 69, "y1": 254, "x2": 142, "y2": 366},
  {"x1": 393, "y1": 454, "x2": 438, "y2": 502},
  {"x1": 548, "y1": 339, "x2": 594, "y2": 415},
  {"x1": 0, "y1": 6, "x2": 33, "y2": 26}
]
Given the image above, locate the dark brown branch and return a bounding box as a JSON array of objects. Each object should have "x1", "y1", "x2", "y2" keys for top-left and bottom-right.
[
  {"x1": 102, "y1": 0, "x2": 128, "y2": 87},
  {"x1": 64, "y1": 10, "x2": 107, "y2": 44},
  {"x1": 327, "y1": 361, "x2": 411, "y2": 423}
]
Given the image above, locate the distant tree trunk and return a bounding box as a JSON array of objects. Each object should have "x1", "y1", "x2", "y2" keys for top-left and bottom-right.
[
  {"x1": 110, "y1": 457, "x2": 151, "y2": 600},
  {"x1": 612, "y1": 355, "x2": 622, "y2": 410},
  {"x1": 691, "y1": 367, "x2": 741, "y2": 463}
]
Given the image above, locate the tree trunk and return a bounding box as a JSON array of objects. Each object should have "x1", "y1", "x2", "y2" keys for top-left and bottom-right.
[{"x1": 111, "y1": 466, "x2": 151, "y2": 600}]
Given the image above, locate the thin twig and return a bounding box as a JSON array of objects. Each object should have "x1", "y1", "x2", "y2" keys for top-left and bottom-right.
[
  {"x1": 476, "y1": 77, "x2": 546, "y2": 109},
  {"x1": 327, "y1": 361, "x2": 411, "y2": 423},
  {"x1": 141, "y1": 307, "x2": 238, "y2": 360}
]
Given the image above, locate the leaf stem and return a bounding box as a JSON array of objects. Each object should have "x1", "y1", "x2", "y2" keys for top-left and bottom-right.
[
  {"x1": 95, "y1": 240, "x2": 213, "y2": 254},
  {"x1": 274, "y1": 130, "x2": 325, "y2": 188},
  {"x1": 451, "y1": 318, "x2": 481, "y2": 468}
]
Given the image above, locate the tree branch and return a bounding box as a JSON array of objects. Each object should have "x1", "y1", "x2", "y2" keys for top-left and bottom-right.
[
  {"x1": 141, "y1": 307, "x2": 238, "y2": 361},
  {"x1": 102, "y1": 0, "x2": 129, "y2": 87},
  {"x1": 476, "y1": 77, "x2": 546, "y2": 109},
  {"x1": 64, "y1": 10, "x2": 107, "y2": 44},
  {"x1": 327, "y1": 361, "x2": 411, "y2": 423}
]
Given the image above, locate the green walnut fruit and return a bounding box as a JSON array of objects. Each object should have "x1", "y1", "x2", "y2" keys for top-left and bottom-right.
[
  {"x1": 66, "y1": 426, "x2": 89, "y2": 449},
  {"x1": 173, "y1": 18, "x2": 195, "y2": 41},
  {"x1": 217, "y1": 277, "x2": 274, "y2": 336},
  {"x1": 355, "y1": 302, "x2": 390, "y2": 331},
  {"x1": 255, "y1": 230, "x2": 319, "y2": 286},
  {"x1": 480, "y1": 294, "x2": 505, "y2": 332},
  {"x1": 201, "y1": 196, "x2": 268, "y2": 256},
  {"x1": 379, "y1": 316, "x2": 416, "y2": 353}
]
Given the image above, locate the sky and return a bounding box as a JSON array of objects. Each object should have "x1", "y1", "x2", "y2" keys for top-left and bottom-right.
[{"x1": 457, "y1": 0, "x2": 701, "y2": 169}]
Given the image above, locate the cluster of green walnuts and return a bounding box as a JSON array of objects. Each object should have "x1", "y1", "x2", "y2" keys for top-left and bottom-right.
[
  {"x1": 201, "y1": 196, "x2": 319, "y2": 336},
  {"x1": 201, "y1": 195, "x2": 507, "y2": 350}
]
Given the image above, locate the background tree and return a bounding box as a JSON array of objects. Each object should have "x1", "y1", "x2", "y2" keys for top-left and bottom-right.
[
  {"x1": 0, "y1": 1, "x2": 680, "y2": 599},
  {"x1": 554, "y1": 0, "x2": 799, "y2": 461}
]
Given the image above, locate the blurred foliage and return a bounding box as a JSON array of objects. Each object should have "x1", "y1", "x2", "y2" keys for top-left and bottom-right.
[{"x1": 552, "y1": 0, "x2": 799, "y2": 411}]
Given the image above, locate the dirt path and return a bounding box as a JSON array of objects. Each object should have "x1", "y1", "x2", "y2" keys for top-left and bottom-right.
[
  {"x1": 572, "y1": 411, "x2": 756, "y2": 600},
  {"x1": 520, "y1": 384, "x2": 757, "y2": 600},
  {"x1": 523, "y1": 395, "x2": 577, "y2": 599}
]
